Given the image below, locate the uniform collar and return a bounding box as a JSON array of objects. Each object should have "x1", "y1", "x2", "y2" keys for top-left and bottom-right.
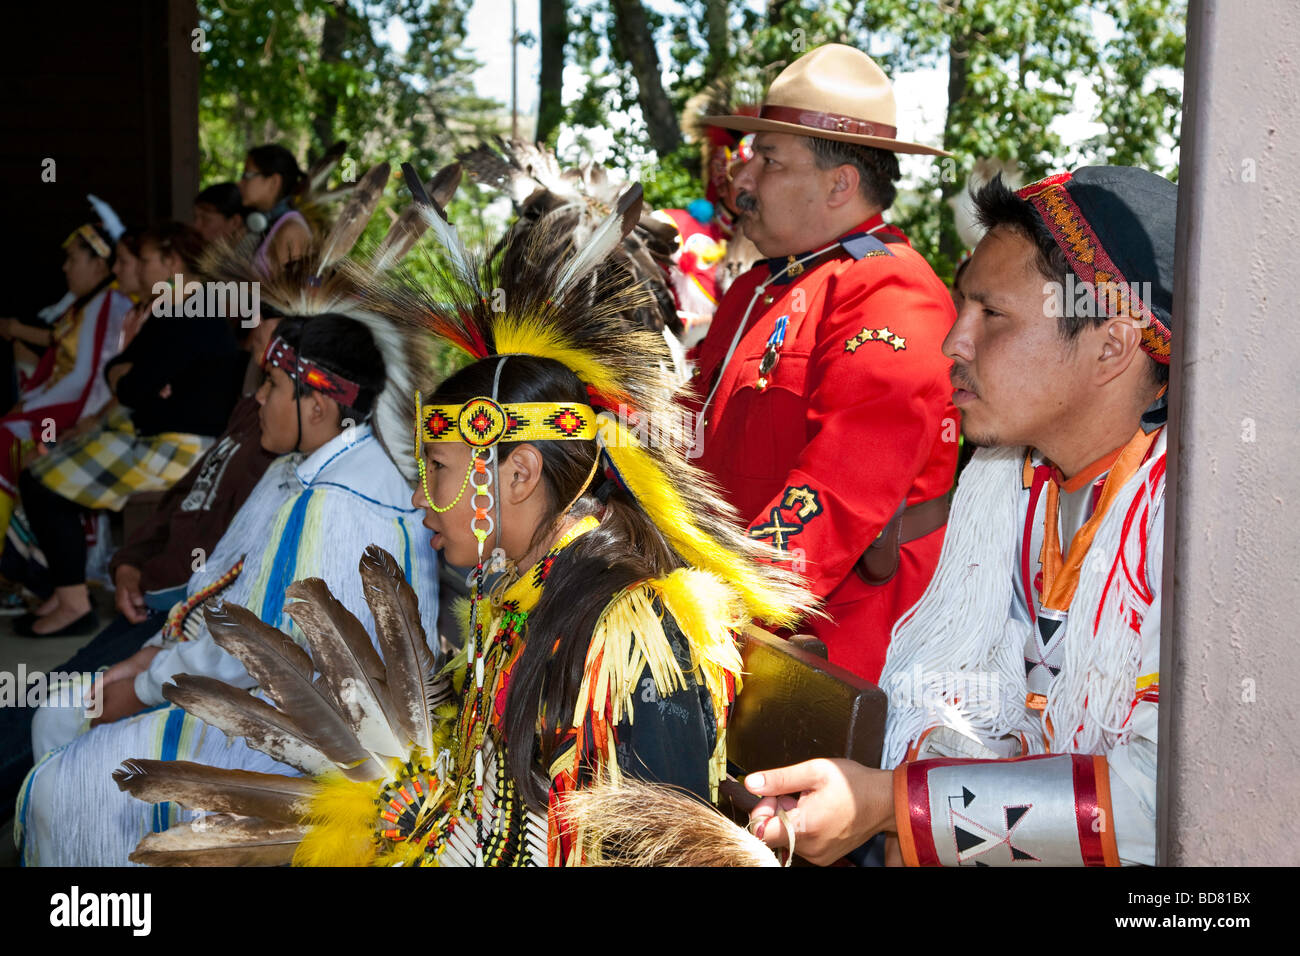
[{"x1": 760, "y1": 213, "x2": 903, "y2": 285}]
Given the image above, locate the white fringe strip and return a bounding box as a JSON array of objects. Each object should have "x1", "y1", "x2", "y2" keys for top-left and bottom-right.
[{"x1": 880, "y1": 439, "x2": 1166, "y2": 767}]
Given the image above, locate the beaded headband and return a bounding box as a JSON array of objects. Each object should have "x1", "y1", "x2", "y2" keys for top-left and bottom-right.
[
  {"x1": 262, "y1": 334, "x2": 363, "y2": 406},
  {"x1": 1016, "y1": 172, "x2": 1173, "y2": 365},
  {"x1": 62, "y1": 224, "x2": 112, "y2": 259},
  {"x1": 418, "y1": 398, "x2": 597, "y2": 448}
]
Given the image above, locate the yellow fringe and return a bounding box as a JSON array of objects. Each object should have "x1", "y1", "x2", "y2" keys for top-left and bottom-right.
[
  {"x1": 573, "y1": 583, "x2": 685, "y2": 728},
  {"x1": 568, "y1": 573, "x2": 744, "y2": 804},
  {"x1": 655, "y1": 569, "x2": 744, "y2": 802},
  {"x1": 596, "y1": 416, "x2": 801, "y2": 628}
]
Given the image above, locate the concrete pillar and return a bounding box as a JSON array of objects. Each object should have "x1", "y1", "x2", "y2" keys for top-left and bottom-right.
[{"x1": 1160, "y1": 0, "x2": 1300, "y2": 864}]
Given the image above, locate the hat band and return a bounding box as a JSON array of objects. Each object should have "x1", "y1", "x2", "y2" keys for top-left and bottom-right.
[
  {"x1": 759, "y1": 104, "x2": 898, "y2": 140},
  {"x1": 1018, "y1": 173, "x2": 1172, "y2": 365},
  {"x1": 420, "y1": 399, "x2": 597, "y2": 447}
]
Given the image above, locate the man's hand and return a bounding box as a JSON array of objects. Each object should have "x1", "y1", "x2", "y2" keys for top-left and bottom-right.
[
  {"x1": 746, "y1": 758, "x2": 897, "y2": 866},
  {"x1": 90, "y1": 677, "x2": 146, "y2": 726},
  {"x1": 113, "y1": 563, "x2": 149, "y2": 624}
]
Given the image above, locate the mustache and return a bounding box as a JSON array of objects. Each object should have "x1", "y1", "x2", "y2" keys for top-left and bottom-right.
[
  {"x1": 734, "y1": 191, "x2": 758, "y2": 213},
  {"x1": 949, "y1": 364, "x2": 979, "y2": 393}
]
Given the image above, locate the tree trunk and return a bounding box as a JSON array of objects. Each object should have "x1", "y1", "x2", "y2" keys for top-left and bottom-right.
[
  {"x1": 610, "y1": 0, "x2": 681, "y2": 155},
  {"x1": 537, "y1": 0, "x2": 568, "y2": 142},
  {"x1": 703, "y1": 0, "x2": 728, "y2": 84},
  {"x1": 313, "y1": 1, "x2": 349, "y2": 154},
  {"x1": 938, "y1": 27, "x2": 970, "y2": 269}
]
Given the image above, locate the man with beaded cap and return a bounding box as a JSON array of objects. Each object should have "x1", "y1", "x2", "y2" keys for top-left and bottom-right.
[
  {"x1": 747, "y1": 165, "x2": 1176, "y2": 868},
  {"x1": 686, "y1": 43, "x2": 960, "y2": 683}
]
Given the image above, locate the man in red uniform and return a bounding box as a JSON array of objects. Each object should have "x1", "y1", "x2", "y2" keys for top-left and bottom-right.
[{"x1": 686, "y1": 43, "x2": 959, "y2": 682}]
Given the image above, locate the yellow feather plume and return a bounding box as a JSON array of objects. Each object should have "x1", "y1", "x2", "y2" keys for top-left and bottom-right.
[
  {"x1": 493, "y1": 316, "x2": 635, "y2": 406},
  {"x1": 655, "y1": 568, "x2": 745, "y2": 686},
  {"x1": 292, "y1": 775, "x2": 380, "y2": 867},
  {"x1": 597, "y1": 416, "x2": 803, "y2": 627}
]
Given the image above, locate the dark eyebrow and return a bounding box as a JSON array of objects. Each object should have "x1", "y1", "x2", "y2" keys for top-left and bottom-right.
[
  {"x1": 961, "y1": 286, "x2": 1008, "y2": 310},
  {"x1": 754, "y1": 142, "x2": 777, "y2": 155}
]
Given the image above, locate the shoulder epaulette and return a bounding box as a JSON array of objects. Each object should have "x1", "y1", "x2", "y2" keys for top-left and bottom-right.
[{"x1": 840, "y1": 233, "x2": 894, "y2": 260}]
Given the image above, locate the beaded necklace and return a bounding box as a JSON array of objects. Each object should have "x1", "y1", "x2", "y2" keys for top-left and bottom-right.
[{"x1": 389, "y1": 515, "x2": 600, "y2": 865}]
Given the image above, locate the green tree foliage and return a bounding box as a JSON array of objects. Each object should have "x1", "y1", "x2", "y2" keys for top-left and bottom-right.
[
  {"x1": 196, "y1": 0, "x2": 498, "y2": 186},
  {"x1": 195, "y1": 1, "x2": 1183, "y2": 284},
  {"x1": 559, "y1": 0, "x2": 1183, "y2": 279}
]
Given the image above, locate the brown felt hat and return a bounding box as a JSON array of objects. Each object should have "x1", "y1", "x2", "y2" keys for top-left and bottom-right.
[{"x1": 703, "y1": 43, "x2": 949, "y2": 157}]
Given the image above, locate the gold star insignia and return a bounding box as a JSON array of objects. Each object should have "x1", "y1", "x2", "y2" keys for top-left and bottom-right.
[
  {"x1": 888, "y1": 333, "x2": 907, "y2": 351},
  {"x1": 845, "y1": 336, "x2": 861, "y2": 353},
  {"x1": 876, "y1": 326, "x2": 893, "y2": 341},
  {"x1": 861, "y1": 327, "x2": 877, "y2": 341}
]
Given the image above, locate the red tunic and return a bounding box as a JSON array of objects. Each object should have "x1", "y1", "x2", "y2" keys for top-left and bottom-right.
[{"x1": 685, "y1": 215, "x2": 959, "y2": 682}]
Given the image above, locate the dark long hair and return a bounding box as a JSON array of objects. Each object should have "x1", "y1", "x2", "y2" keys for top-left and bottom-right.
[
  {"x1": 247, "y1": 144, "x2": 305, "y2": 202},
  {"x1": 141, "y1": 221, "x2": 206, "y2": 273},
  {"x1": 430, "y1": 355, "x2": 685, "y2": 810}
]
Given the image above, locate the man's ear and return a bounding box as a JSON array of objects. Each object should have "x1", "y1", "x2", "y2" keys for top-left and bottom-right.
[
  {"x1": 307, "y1": 391, "x2": 339, "y2": 427},
  {"x1": 1094, "y1": 317, "x2": 1144, "y2": 386},
  {"x1": 826, "y1": 163, "x2": 862, "y2": 210},
  {"x1": 504, "y1": 443, "x2": 545, "y2": 506}
]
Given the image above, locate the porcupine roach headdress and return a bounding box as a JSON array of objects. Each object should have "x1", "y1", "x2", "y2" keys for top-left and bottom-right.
[
  {"x1": 202, "y1": 159, "x2": 465, "y2": 480},
  {"x1": 457, "y1": 138, "x2": 681, "y2": 335},
  {"x1": 390, "y1": 159, "x2": 814, "y2": 629}
]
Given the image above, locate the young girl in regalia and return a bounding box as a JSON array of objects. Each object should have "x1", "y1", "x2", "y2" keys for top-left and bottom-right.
[{"x1": 113, "y1": 176, "x2": 814, "y2": 866}]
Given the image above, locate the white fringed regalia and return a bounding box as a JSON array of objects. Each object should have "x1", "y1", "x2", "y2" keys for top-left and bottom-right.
[
  {"x1": 879, "y1": 425, "x2": 1166, "y2": 866},
  {"x1": 16, "y1": 424, "x2": 440, "y2": 866}
]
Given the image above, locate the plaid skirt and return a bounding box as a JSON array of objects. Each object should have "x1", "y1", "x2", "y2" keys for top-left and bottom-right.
[{"x1": 27, "y1": 406, "x2": 213, "y2": 511}]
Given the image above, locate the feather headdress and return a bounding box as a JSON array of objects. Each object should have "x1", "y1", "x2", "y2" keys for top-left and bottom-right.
[
  {"x1": 381, "y1": 160, "x2": 814, "y2": 628},
  {"x1": 115, "y1": 547, "x2": 465, "y2": 866},
  {"x1": 200, "y1": 161, "x2": 463, "y2": 480},
  {"x1": 458, "y1": 138, "x2": 681, "y2": 334}
]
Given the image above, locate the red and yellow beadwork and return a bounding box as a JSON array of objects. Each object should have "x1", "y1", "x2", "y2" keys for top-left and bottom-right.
[{"x1": 419, "y1": 399, "x2": 597, "y2": 446}]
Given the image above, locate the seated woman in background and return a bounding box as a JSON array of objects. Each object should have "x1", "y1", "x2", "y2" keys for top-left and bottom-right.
[
  {"x1": 0, "y1": 221, "x2": 132, "y2": 555},
  {"x1": 192, "y1": 182, "x2": 245, "y2": 244},
  {"x1": 238, "y1": 144, "x2": 312, "y2": 274},
  {"x1": 15, "y1": 221, "x2": 246, "y2": 636}
]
